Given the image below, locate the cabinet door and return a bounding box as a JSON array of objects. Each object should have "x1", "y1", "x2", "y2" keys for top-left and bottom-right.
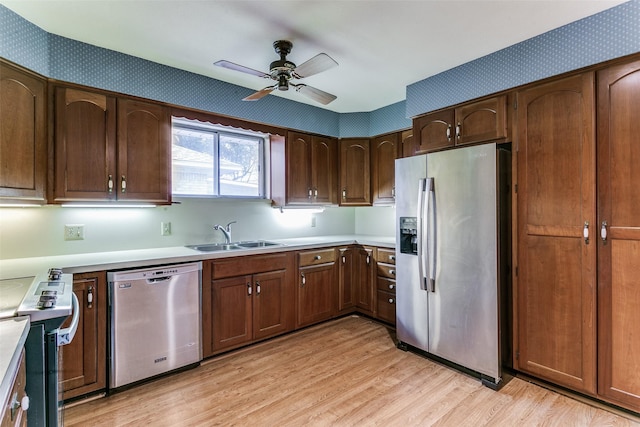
[
  {"x1": 413, "y1": 110, "x2": 454, "y2": 154},
  {"x1": 297, "y1": 262, "x2": 336, "y2": 328},
  {"x1": 286, "y1": 131, "x2": 313, "y2": 204},
  {"x1": 515, "y1": 73, "x2": 596, "y2": 394},
  {"x1": 311, "y1": 135, "x2": 338, "y2": 204},
  {"x1": 354, "y1": 247, "x2": 374, "y2": 314},
  {"x1": 253, "y1": 269, "x2": 288, "y2": 340},
  {"x1": 117, "y1": 98, "x2": 171, "y2": 203},
  {"x1": 400, "y1": 129, "x2": 414, "y2": 158},
  {"x1": 454, "y1": 95, "x2": 507, "y2": 146},
  {"x1": 61, "y1": 272, "x2": 107, "y2": 400},
  {"x1": 597, "y1": 59, "x2": 640, "y2": 412},
  {"x1": 212, "y1": 275, "x2": 253, "y2": 351},
  {"x1": 371, "y1": 133, "x2": 398, "y2": 205},
  {"x1": 0, "y1": 61, "x2": 47, "y2": 203},
  {"x1": 338, "y1": 247, "x2": 355, "y2": 313},
  {"x1": 339, "y1": 138, "x2": 370, "y2": 206},
  {"x1": 54, "y1": 87, "x2": 116, "y2": 202}
]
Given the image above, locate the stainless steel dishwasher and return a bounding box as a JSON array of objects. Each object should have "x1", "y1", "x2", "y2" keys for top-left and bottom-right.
[{"x1": 108, "y1": 262, "x2": 202, "y2": 389}]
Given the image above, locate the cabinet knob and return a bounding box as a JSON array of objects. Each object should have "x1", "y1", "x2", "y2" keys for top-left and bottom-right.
[
  {"x1": 388, "y1": 284, "x2": 395, "y2": 290},
  {"x1": 301, "y1": 273, "x2": 306, "y2": 287},
  {"x1": 256, "y1": 282, "x2": 261, "y2": 295},
  {"x1": 342, "y1": 189, "x2": 347, "y2": 199},
  {"x1": 389, "y1": 269, "x2": 395, "y2": 276},
  {"x1": 388, "y1": 298, "x2": 395, "y2": 304},
  {"x1": 247, "y1": 282, "x2": 252, "y2": 295},
  {"x1": 308, "y1": 189, "x2": 313, "y2": 199},
  {"x1": 314, "y1": 255, "x2": 322, "y2": 261},
  {"x1": 601, "y1": 220, "x2": 608, "y2": 242},
  {"x1": 455, "y1": 123, "x2": 461, "y2": 140},
  {"x1": 446, "y1": 125, "x2": 452, "y2": 141},
  {"x1": 107, "y1": 175, "x2": 114, "y2": 193},
  {"x1": 121, "y1": 175, "x2": 127, "y2": 193},
  {"x1": 583, "y1": 221, "x2": 590, "y2": 244},
  {"x1": 389, "y1": 255, "x2": 395, "y2": 261}
]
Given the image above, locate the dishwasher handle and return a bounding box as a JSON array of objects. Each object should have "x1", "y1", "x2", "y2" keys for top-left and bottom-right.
[{"x1": 147, "y1": 276, "x2": 172, "y2": 284}]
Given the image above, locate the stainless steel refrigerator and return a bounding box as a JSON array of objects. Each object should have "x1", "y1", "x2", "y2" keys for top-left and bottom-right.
[{"x1": 395, "y1": 142, "x2": 510, "y2": 388}]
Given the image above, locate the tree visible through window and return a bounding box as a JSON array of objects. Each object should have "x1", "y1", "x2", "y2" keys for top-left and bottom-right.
[{"x1": 171, "y1": 118, "x2": 265, "y2": 197}]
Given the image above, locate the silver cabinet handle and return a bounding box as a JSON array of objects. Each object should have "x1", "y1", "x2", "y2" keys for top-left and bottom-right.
[
  {"x1": 389, "y1": 255, "x2": 395, "y2": 261},
  {"x1": 342, "y1": 189, "x2": 346, "y2": 199},
  {"x1": 314, "y1": 255, "x2": 322, "y2": 261},
  {"x1": 388, "y1": 284, "x2": 395, "y2": 290},
  {"x1": 389, "y1": 269, "x2": 395, "y2": 276},
  {"x1": 583, "y1": 221, "x2": 589, "y2": 244},
  {"x1": 308, "y1": 189, "x2": 313, "y2": 199},
  {"x1": 341, "y1": 255, "x2": 346, "y2": 264},
  {"x1": 247, "y1": 282, "x2": 252, "y2": 295},
  {"x1": 121, "y1": 175, "x2": 127, "y2": 193},
  {"x1": 601, "y1": 221, "x2": 608, "y2": 242},
  {"x1": 108, "y1": 175, "x2": 114, "y2": 193},
  {"x1": 446, "y1": 125, "x2": 452, "y2": 141},
  {"x1": 314, "y1": 189, "x2": 318, "y2": 198},
  {"x1": 455, "y1": 123, "x2": 461, "y2": 140},
  {"x1": 388, "y1": 298, "x2": 395, "y2": 304},
  {"x1": 301, "y1": 273, "x2": 306, "y2": 287},
  {"x1": 391, "y1": 186, "x2": 395, "y2": 197},
  {"x1": 366, "y1": 255, "x2": 370, "y2": 265},
  {"x1": 256, "y1": 281, "x2": 261, "y2": 295}
]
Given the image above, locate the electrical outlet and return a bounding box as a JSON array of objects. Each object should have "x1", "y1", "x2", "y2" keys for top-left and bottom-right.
[
  {"x1": 161, "y1": 222, "x2": 171, "y2": 236},
  {"x1": 64, "y1": 224, "x2": 85, "y2": 241}
]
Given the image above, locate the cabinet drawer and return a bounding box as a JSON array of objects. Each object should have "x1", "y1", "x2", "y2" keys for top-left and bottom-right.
[
  {"x1": 212, "y1": 253, "x2": 288, "y2": 279},
  {"x1": 298, "y1": 248, "x2": 336, "y2": 267},
  {"x1": 377, "y1": 248, "x2": 396, "y2": 265},
  {"x1": 377, "y1": 263, "x2": 396, "y2": 279},
  {"x1": 377, "y1": 276, "x2": 396, "y2": 293},
  {"x1": 376, "y1": 290, "x2": 396, "y2": 324}
]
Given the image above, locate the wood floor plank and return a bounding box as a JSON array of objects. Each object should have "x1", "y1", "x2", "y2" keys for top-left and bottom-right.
[{"x1": 64, "y1": 316, "x2": 640, "y2": 427}]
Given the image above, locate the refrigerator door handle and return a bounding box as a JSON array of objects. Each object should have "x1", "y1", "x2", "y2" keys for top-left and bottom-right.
[
  {"x1": 425, "y1": 177, "x2": 436, "y2": 292},
  {"x1": 417, "y1": 178, "x2": 429, "y2": 291}
]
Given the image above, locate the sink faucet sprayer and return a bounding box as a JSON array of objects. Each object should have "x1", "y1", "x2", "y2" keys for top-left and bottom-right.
[{"x1": 213, "y1": 221, "x2": 236, "y2": 243}]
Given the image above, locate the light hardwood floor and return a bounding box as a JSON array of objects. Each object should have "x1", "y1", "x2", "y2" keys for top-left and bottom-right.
[{"x1": 65, "y1": 316, "x2": 640, "y2": 426}]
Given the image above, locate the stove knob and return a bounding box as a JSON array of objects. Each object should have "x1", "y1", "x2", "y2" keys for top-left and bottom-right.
[{"x1": 48, "y1": 268, "x2": 62, "y2": 281}]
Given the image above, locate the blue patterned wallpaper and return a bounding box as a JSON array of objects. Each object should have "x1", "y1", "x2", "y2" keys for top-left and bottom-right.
[
  {"x1": 406, "y1": 0, "x2": 640, "y2": 118},
  {"x1": 1, "y1": 2, "x2": 638, "y2": 135}
]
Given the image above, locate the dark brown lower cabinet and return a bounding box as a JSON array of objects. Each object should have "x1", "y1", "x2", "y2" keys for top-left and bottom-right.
[
  {"x1": 297, "y1": 248, "x2": 337, "y2": 328},
  {"x1": 61, "y1": 271, "x2": 107, "y2": 400},
  {"x1": 203, "y1": 254, "x2": 295, "y2": 356}
]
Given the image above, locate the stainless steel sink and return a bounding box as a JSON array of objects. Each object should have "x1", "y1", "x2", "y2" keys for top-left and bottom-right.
[
  {"x1": 186, "y1": 241, "x2": 282, "y2": 252},
  {"x1": 235, "y1": 241, "x2": 282, "y2": 248},
  {"x1": 185, "y1": 243, "x2": 243, "y2": 252}
]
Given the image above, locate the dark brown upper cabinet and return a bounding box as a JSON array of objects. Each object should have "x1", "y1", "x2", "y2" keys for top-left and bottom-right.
[
  {"x1": 53, "y1": 86, "x2": 171, "y2": 204},
  {"x1": 0, "y1": 60, "x2": 47, "y2": 204},
  {"x1": 371, "y1": 132, "x2": 399, "y2": 205},
  {"x1": 339, "y1": 138, "x2": 370, "y2": 206}
]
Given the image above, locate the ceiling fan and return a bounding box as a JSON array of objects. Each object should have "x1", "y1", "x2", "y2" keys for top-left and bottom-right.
[{"x1": 214, "y1": 40, "x2": 338, "y2": 105}]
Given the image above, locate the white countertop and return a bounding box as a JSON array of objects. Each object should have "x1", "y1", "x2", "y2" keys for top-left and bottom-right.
[
  {"x1": 0, "y1": 316, "x2": 29, "y2": 421},
  {"x1": 0, "y1": 235, "x2": 395, "y2": 279}
]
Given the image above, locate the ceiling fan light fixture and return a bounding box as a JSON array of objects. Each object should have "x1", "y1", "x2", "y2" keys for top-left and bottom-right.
[{"x1": 277, "y1": 74, "x2": 289, "y2": 91}]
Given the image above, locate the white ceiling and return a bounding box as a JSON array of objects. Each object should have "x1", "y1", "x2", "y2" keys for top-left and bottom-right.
[{"x1": 1, "y1": 0, "x2": 626, "y2": 113}]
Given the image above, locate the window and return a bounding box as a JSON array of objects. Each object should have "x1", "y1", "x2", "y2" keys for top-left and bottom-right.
[{"x1": 171, "y1": 118, "x2": 266, "y2": 198}]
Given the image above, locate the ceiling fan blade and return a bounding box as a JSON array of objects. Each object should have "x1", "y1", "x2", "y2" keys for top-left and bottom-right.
[
  {"x1": 214, "y1": 60, "x2": 270, "y2": 78},
  {"x1": 293, "y1": 53, "x2": 338, "y2": 78},
  {"x1": 243, "y1": 85, "x2": 277, "y2": 101},
  {"x1": 294, "y1": 84, "x2": 337, "y2": 105}
]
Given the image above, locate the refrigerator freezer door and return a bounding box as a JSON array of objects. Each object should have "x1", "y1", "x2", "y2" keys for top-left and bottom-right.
[
  {"x1": 426, "y1": 143, "x2": 500, "y2": 380},
  {"x1": 395, "y1": 154, "x2": 430, "y2": 351}
]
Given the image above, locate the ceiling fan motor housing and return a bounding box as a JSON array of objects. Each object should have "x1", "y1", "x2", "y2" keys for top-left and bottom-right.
[{"x1": 270, "y1": 40, "x2": 296, "y2": 89}]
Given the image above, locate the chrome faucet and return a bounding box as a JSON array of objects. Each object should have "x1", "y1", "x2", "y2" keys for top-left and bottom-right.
[{"x1": 213, "y1": 221, "x2": 236, "y2": 244}]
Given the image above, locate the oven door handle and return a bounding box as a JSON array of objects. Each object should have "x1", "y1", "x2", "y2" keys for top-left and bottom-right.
[{"x1": 57, "y1": 293, "x2": 80, "y2": 346}]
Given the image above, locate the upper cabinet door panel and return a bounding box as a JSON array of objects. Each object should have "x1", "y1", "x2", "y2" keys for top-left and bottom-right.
[
  {"x1": 0, "y1": 62, "x2": 47, "y2": 202},
  {"x1": 286, "y1": 131, "x2": 312, "y2": 204},
  {"x1": 455, "y1": 95, "x2": 507, "y2": 146},
  {"x1": 340, "y1": 138, "x2": 370, "y2": 206},
  {"x1": 54, "y1": 87, "x2": 116, "y2": 202},
  {"x1": 371, "y1": 134, "x2": 398, "y2": 205},
  {"x1": 117, "y1": 98, "x2": 171, "y2": 203},
  {"x1": 311, "y1": 136, "x2": 337, "y2": 204},
  {"x1": 413, "y1": 110, "x2": 454, "y2": 154}
]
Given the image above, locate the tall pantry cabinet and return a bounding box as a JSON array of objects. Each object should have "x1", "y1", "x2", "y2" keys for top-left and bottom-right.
[
  {"x1": 515, "y1": 58, "x2": 640, "y2": 413},
  {"x1": 596, "y1": 58, "x2": 640, "y2": 411},
  {"x1": 515, "y1": 72, "x2": 597, "y2": 395}
]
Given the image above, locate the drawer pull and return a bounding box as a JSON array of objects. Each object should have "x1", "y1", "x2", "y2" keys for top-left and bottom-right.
[
  {"x1": 247, "y1": 282, "x2": 252, "y2": 295},
  {"x1": 314, "y1": 255, "x2": 322, "y2": 261},
  {"x1": 301, "y1": 273, "x2": 306, "y2": 287},
  {"x1": 388, "y1": 284, "x2": 395, "y2": 290},
  {"x1": 87, "y1": 285, "x2": 94, "y2": 309},
  {"x1": 388, "y1": 298, "x2": 395, "y2": 304},
  {"x1": 389, "y1": 255, "x2": 395, "y2": 261},
  {"x1": 389, "y1": 269, "x2": 395, "y2": 276}
]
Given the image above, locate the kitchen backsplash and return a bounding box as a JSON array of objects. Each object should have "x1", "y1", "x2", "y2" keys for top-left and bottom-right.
[{"x1": 0, "y1": 199, "x2": 395, "y2": 260}]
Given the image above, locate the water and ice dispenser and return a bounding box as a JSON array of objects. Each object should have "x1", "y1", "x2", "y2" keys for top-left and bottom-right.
[{"x1": 399, "y1": 217, "x2": 417, "y2": 255}]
